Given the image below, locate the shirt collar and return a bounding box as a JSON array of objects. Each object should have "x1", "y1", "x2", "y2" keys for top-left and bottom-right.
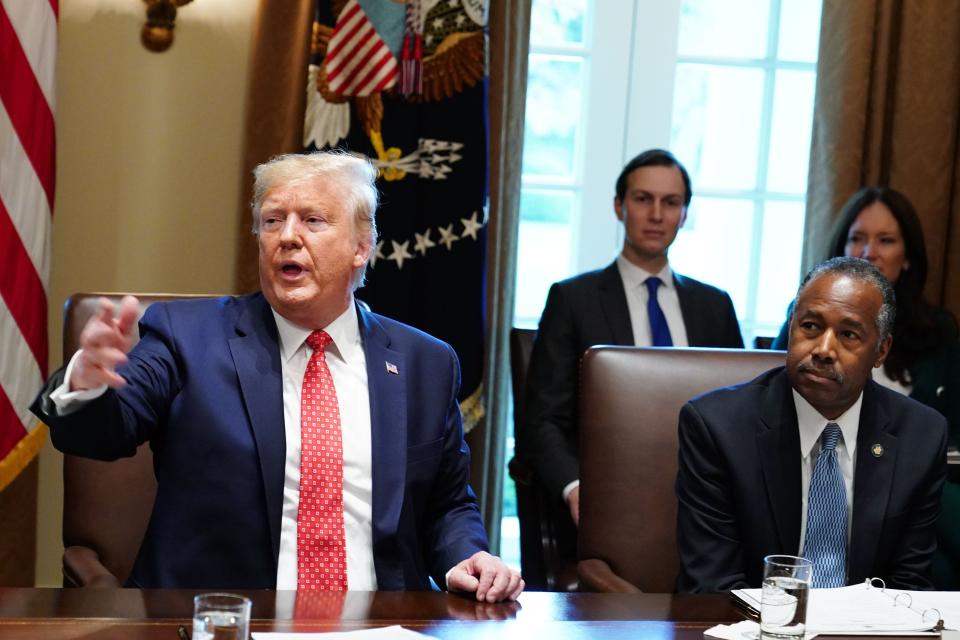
[
  {"x1": 616, "y1": 254, "x2": 674, "y2": 291},
  {"x1": 792, "y1": 387, "x2": 862, "y2": 461},
  {"x1": 271, "y1": 298, "x2": 362, "y2": 365}
]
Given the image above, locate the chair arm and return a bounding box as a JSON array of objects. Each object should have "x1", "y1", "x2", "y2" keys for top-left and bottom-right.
[
  {"x1": 63, "y1": 545, "x2": 122, "y2": 588},
  {"x1": 577, "y1": 558, "x2": 642, "y2": 593}
]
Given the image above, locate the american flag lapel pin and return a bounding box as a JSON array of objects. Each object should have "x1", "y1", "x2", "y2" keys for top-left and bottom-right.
[{"x1": 385, "y1": 361, "x2": 399, "y2": 375}]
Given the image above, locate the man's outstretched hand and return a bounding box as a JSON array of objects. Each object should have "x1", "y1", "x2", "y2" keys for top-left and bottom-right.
[{"x1": 70, "y1": 296, "x2": 140, "y2": 391}]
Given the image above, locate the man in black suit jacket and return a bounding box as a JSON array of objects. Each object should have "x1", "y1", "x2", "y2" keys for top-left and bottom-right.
[
  {"x1": 676, "y1": 257, "x2": 948, "y2": 592},
  {"x1": 525, "y1": 149, "x2": 743, "y2": 526}
]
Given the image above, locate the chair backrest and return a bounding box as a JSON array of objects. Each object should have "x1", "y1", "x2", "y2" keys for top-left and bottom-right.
[
  {"x1": 507, "y1": 327, "x2": 577, "y2": 590},
  {"x1": 578, "y1": 346, "x2": 786, "y2": 592},
  {"x1": 61, "y1": 293, "x2": 212, "y2": 586}
]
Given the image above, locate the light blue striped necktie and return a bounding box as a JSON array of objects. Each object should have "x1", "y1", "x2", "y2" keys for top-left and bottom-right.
[{"x1": 803, "y1": 422, "x2": 847, "y2": 588}]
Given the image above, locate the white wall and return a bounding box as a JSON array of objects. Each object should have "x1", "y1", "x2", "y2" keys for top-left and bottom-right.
[{"x1": 36, "y1": 0, "x2": 259, "y2": 586}]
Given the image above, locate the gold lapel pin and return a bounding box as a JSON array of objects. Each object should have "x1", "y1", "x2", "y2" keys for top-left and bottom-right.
[{"x1": 871, "y1": 443, "x2": 884, "y2": 457}]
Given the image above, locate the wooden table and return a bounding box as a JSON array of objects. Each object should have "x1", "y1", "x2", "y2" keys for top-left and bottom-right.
[{"x1": 0, "y1": 588, "x2": 745, "y2": 639}]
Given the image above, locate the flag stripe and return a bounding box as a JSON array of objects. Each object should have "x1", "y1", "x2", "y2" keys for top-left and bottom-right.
[
  {"x1": 325, "y1": 26, "x2": 376, "y2": 85},
  {"x1": 0, "y1": 197, "x2": 48, "y2": 372},
  {"x1": 0, "y1": 102, "x2": 52, "y2": 285},
  {"x1": 332, "y1": 30, "x2": 380, "y2": 88},
  {"x1": 324, "y1": 1, "x2": 362, "y2": 60},
  {"x1": 0, "y1": 1, "x2": 56, "y2": 208},
  {"x1": 349, "y1": 49, "x2": 396, "y2": 96},
  {"x1": 1, "y1": 0, "x2": 57, "y2": 108},
  {"x1": 369, "y1": 63, "x2": 398, "y2": 94},
  {"x1": 0, "y1": 296, "x2": 44, "y2": 433}
]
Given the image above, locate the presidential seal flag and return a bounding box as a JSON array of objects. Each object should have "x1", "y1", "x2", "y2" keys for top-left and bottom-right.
[
  {"x1": 304, "y1": 0, "x2": 488, "y2": 430},
  {"x1": 0, "y1": 0, "x2": 56, "y2": 490}
]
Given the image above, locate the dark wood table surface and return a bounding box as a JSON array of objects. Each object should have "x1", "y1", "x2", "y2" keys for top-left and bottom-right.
[{"x1": 0, "y1": 588, "x2": 747, "y2": 639}]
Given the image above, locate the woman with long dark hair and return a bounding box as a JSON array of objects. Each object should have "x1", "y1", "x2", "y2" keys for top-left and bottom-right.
[{"x1": 772, "y1": 186, "x2": 960, "y2": 586}]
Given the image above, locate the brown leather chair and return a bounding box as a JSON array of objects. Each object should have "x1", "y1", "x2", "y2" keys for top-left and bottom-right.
[
  {"x1": 61, "y1": 293, "x2": 213, "y2": 587},
  {"x1": 577, "y1": 346, "x2": 786, "y2": 592},
  {"x1": 507, "y1": 328, "x2": 577, "y2": 591}
]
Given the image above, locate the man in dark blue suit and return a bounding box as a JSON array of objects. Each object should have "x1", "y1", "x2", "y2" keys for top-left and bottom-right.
[
  {"x1": 32, "y1": 151, "x2": 523, "y2": 600},
  {"x1": 676, "y1": 257, "x2": 947, "y2": 592}
]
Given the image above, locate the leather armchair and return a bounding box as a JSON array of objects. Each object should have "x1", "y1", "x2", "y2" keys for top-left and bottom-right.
[
  {"x1": 507, "y1": 328, "x2": 577, "y2": 591},
  {"x1": 60, "y1": 293, "x2": 212, "y2": 587},
  {"x1": 577, "y1": 346, "x2": 786, "y2": 592}
]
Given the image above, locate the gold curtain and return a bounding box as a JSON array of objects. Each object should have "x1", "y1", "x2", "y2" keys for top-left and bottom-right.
[
  {"x1": 805, "y1": 0, "x2": 960, "y2": 315},
  {"x1": 233, "y1": 0, "x2": 314, "y2": 293},
  {"x1": 467, "y1": 0, "x2": 532, "y2": 547}
]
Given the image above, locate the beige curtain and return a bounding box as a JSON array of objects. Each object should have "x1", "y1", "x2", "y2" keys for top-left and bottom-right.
[
  {"x1": 234, "y1": 0, "x2": 314, "y2": 293},
  {"x1": 805, "y1": 0, "x2": 960, "y2": 315},
  {"x1": 466, "y1": 0, "x2": 532, "y2": 547}
]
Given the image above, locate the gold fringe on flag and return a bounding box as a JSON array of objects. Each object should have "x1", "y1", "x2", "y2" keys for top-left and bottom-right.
[
  {"x1": 459, "y1": 383, "x2": 485, "y2": 434},
  {"x1": 0, "y1": 422, "x2": 48, "y2": 492}
]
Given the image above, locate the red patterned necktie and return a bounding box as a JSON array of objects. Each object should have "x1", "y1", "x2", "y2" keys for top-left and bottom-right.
[{"x1": 297, "y1": 330, "x2": 347, "y2": 591}]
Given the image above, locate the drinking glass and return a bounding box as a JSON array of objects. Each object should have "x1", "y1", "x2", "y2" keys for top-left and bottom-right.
[
  {"x1": 760, "y1": 555, "x2": 812, "y2": 637},
  {"x1": 192, "y1": 593, "x2": 251, "y2": 640}
]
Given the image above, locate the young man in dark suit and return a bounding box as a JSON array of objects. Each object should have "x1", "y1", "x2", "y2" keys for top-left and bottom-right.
[
  {"x1": 676, "y1": 257, "x2": 947, "y2": 591},
  {"x1": 525, "y1": 149, "x2": 743, "y2": 527}
]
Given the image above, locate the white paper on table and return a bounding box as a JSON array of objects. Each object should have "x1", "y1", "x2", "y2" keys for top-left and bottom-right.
[
  {"x1": 252, "y1": 625, "x2": 438, "y2": 639},
  {"x1": 732, "y1": 585, "x2": 950, "y2": 635},
  {"x1": 704, "y1": 619, "x2": 819, "y2": 640}
]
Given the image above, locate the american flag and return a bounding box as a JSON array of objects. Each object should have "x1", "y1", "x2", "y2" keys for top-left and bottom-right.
[
  {"x1": 323, "y1": 0, "x2": 398, "y2": 97},
  {"x1": 0, "y1": 0, "x2": 56, "y2": 491}
]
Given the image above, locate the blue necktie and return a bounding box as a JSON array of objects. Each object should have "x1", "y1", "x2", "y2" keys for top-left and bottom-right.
[
  {"x1": 645, "y1": 277, "x2": 673, "y2": 347},
  {"x1": 803, "y1": 423, "x2": 847, "y2": 588}
]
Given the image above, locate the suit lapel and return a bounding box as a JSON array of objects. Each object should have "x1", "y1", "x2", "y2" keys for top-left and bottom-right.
[
  {"x1": 597, "y1": 261, "x2": 635, "y2": 345},
  {"x1": 359, "y1": 307, "x2": 407, "y2": 585},
  {"x1": 757, "y1": 369, "x2": 803, "y2": 554},
  {"x1": 674, "y1": 272, "x2": 702, "y2": 344},
  {"x1": 228, "y1": 294, "x2": 286, "y2": 565},
  {"x1": 849, "y1": 382, "x2": 895, "y2": 581}
]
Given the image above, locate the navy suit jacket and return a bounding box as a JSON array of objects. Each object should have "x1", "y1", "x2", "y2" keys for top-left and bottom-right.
[
  {"x1": 33, "y1": 293, "x2": 488, "y2": 589},
  {"x1": 676, "y1": 367, "x2": 948, "y2": 592},
  {"x1": 524, "y1": 261, "x2": 744, "y2": 498}
]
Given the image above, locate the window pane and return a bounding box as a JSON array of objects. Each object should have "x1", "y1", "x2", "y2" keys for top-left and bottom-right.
[
  {"x1": 530, "y1": 0, "x2": 589, "y2": 46},
  {"x1": 755, "y1": 200, "x2": 806, "y2": 330},
  {"x1": 523, "y1": 55, "x2": 585, "y2": 179},
  {"x1": 514, "y1": 218, "x2": 575, "y2": 327},
  {"x1": 766, "y1": 70, "x2": 816, "y2": 194},
  {"x1": 671, "y1": 64, "x2": 764, "y2": 191},
  {"x1": 669, "y1": 197, "x2": 753, "y2": 318},
  {"x1": 520, "y1": 188, "x2": 574, "y2": 224},
  {"x1": 777, "y1": 0, "x2": 822, "y2": 62},
  {"x1": 677, "y1": 0, "x2": 770, "y2": 59}
]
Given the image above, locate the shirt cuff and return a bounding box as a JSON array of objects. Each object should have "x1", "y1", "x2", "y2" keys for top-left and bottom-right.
[
  {"x1": 562, "y1": 479, "x2": 580, "y2": 502},
  {"x1": 48, "y1": 350, "x2": 108, "y2": 415},
  {"x1": 445, "y1": 566, "x2": 454, "y2": 589}
]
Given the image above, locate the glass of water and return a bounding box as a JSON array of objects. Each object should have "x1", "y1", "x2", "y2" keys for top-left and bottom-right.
[
  {"x1": 192, "y1": 593, "x2": 251, "y2": 640},
  {"x1": 760, "y1": 555, "x2": 813, "y2": 638}
]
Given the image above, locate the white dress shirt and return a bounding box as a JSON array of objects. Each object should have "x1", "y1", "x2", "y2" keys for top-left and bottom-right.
[
  {"x1": 793, "y1": 389, "x2": 861, "y2": 553},
  {"x1": 616, "y1": 255, "x2": 690, "y2": 347},
  {"x1": 273, "y1": 303, "x2": 376, "y2": 591},
  {"x1": 872, "y1": 365, "x2": 913, "y2": 396}
]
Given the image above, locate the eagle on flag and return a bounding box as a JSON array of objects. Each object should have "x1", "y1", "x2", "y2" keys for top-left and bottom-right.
[{"x1": 302, "y1": 0, "x2": 489, "y2": 430}]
